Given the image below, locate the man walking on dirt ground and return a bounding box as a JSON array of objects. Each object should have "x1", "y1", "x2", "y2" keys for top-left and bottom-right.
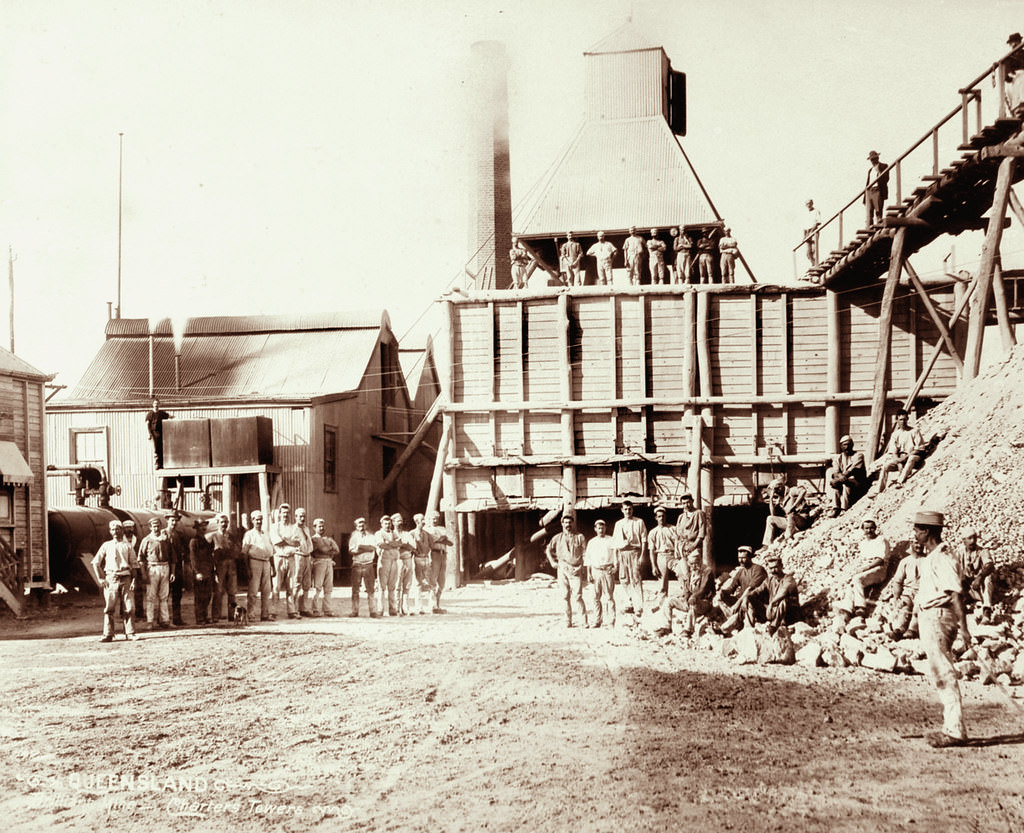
[
  {"x1": 348, "y1": 516, "x2": 380, "y2": 618},
  {"x1": 93, "y1": 520, "x2": 141, "y2": 642},
  {"x1": 139, "y1": 517, "x2": 174, "y2": 629},
  {"x1": 912, "y1": 509, "x2": 972, "y2": 748},
  {"x1": 310, "y1": 518, "x2": 339, "y2": 617},
  {"x1": 612, "y1": 500, "x2": 647, "y2": 625},
  {"x1": 546, "y1": 514, "x2": 588, "y2": 628},
  {"x1": 585, "y1": 519, "x2": 617, "y2": 627},
  {"x1": 189, "y1": 518, "x2": 215, "y2": 625},
  {"x1": 242, "y1": 510, "x2": 276, "y2": 621},
  {"x1": 426, "y1": 511, "x2": 453, "y2": 614}
]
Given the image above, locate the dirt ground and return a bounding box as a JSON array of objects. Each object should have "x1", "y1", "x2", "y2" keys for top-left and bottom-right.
[{"x1": 2, "y1": 581, "x2": 1024, "y2": 833}]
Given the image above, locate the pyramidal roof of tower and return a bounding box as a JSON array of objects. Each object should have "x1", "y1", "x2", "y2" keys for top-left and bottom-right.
[
  {"x1": 514, "y1": 25, "x2": 719, "y2": 238},
  {"x1": 585, "y1": 21, "x2": 660, "y2": 54}
]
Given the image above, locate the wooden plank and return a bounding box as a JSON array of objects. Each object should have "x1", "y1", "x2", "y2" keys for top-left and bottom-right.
[
  {"x1": 825, "y1": 289, "x2": 840, "y2": 454},
  {"x1": 904, "y1": 259, "x2": 963, "y2": 372},
  {"x1": 992, "y1": 260, "x2": 1018, "y2": 352},
  {"x1": 966, "y1": 156, "x2": 1015, "y2": 378},
  {"x1": 866, "y1": 226, "x2": 907, "y2": 463}
]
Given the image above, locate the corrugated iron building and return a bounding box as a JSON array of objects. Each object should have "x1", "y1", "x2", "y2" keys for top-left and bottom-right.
[{"x1": 46, "y1": 312, "x2": 437, "y2": 559}]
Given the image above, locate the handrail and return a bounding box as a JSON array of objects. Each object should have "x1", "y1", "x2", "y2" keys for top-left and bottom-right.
[{"x1": 793, "y1": 45, "x2": 1024, "y2": 279}]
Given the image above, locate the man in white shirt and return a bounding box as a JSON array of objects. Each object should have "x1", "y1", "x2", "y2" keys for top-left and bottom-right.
[
  {"x1": 839, "y1": 517, "x2": 891, "y2": 619},
  {"x1": 93, "y1": 521, "x2": 141, "y2": 642},
  {"x1": 612, "y1": 501, "x2": 647, "y2": 624},
  {"x1": 585, "y1": 520, "x2": 617, "y2": 628},
  {"x1": 587, "y1": 231, "x2": 617, "y2": 286},
  {"x1": 242, "y1": 510, "x2": 276, "y2": 621}
]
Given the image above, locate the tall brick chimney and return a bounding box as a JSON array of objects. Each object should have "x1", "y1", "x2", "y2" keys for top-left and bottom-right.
[{"x1": 468, "y1": 41, "x2": 513, "y2": 290}]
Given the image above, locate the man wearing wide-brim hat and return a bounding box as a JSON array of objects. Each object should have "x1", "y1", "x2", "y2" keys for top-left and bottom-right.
[{"x1": 912, "y1": 509, "x2": 972, "y2": 748}]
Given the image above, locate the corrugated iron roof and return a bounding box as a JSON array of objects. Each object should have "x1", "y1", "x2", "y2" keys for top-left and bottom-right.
[
  {"x1": 63, "y1": 312, "x2": 392, "y2": 404},
  {"x1": 586, "y1": 22, "x2": 659, "y2": 54},
  {"x1": 514, "y1": 117, "x2": 719, "y2": 238},
  {"x1": 0, "y1": 346, "x2": 50, "y2": 380},
  {"x1": 105, "y1": 310, "x2": 386, "y2": 339}
]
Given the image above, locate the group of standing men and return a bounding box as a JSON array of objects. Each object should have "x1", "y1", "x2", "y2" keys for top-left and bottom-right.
[
  {"x1": 346, "y1": 511, "x2": 453, "y2": 618},
  {"x1": 91, "y1": 503, "x2": 412, "y2": 640},
  {"x1": 509, "y1": 226, "x2": 740, "y2": 289}
]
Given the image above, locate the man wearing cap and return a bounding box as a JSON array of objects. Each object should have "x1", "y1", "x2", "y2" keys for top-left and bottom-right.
[
  {"x1": 648, "y1": 506, "x2": 679, "y2": 613},
  {"x1": 673, "y1": 226, "x2": 692, "y2": 284},
  {"x1": 391, "y1": 514, "x2": 416, "y2": 615},
  {"x1": 165, "y1": 513, "x2": 190, "y2": 626},
  {"x1": 762, "y1": 477, "x2": 810, "y2": 546},
  {"x1": 348, "y1": 516, "x2": 380, "y2": 618},
  {"x1": 309, "y1": 518, "x2": 339, "y2": 617},
  {"x1": 913, "y1": 509, "x2": 971, "y2": 748},
  {"x1": 587, "y1": 231, "x2": 617, "y2": 286},
  {"x1": 139, "y1": 516, "x2": 174, "y2": 629},
  {"x1": 209, "y1": 513, "x2": 240, "y2": 622},
  {"x1": 375, "y1": 514, "x2": 403, "y2": 616},
  {"x1": 291, "y1": 508, "x2": 315, "y2": 616},
  {"x1": 509, "y1": 236, "x2": 530, "y2": 290},
  {"x1": 410, "y1": 513, "x2": 434, "y2": 615},
  {"x1": 425, "y1": 511, "x2": 453, "y2": 613},
  {"x1": 189, "y1": 518, "x2": 216, "y2": 625},
  {"x1": 93, "y1": 521, "x2": 142, "y2": 642},
  {"x1": 764, "y1": 553, "x2": 800, "y2": 635},
  {"x1": 585, "y1": 519, "x2": 617, "y2": 627},
  {"x1": 828, "y1": 434, "x2": 868, "y2": 517},
  {"x1": 876, "y1": 410, "x2": 923, "y2": 494},
  {"x1": 242, "y1": 510, "x2": 276, "y2": 621},
  {"x1": 957, "y1": 525, "x2": 994, "y2": 623},
  {"x1": 122, "y1": 519, "x2": 144, "y2": 616},
  {"x1": 865, "y1": 150, "x2": 889, "y2": 226},
  {"x1": 647, "y1": 229, "x2": 667, "y2": 284},
  {"x1": 696, "y1": 230, "x2": 716, "y2": 283},
  {"x1": 660, "y1": 547, "x2": 715, "y2": 638},
  {"x1": 546, "y1": 514, "x2": 588, "y2": 628},
  {"x1": 624, "y1": 226, "x2": 645, "y2": 285},
  {"x1": 838, "y1": 517, "x2": 891, "y2": 620},
  {"x1": 803, "y1": 199, "x2": 821, "y2": 266},
  {"x1": 718, "y1": 227, "x2": 738, "y2": 284},
  {"x1": 715, "y1": 545, "x2": 768, "y2": 634},
  {"x1": 612, "y1": 500, "x2": 648, "y2": 623},
  {"x1": 270, "y1": 503, "x2": 302, "y2": 619},
  {"x1": 559, "y1": 232, "x2": 583, "y2": 287},
  {"x1": 878, "y1": 540, "x2": 925, "y2": 639}
]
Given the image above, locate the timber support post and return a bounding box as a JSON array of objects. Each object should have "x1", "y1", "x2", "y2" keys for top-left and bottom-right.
[
  {"x1": 965, "y1": 155, "x2": 1015, "y2": 378},
  {"x1": 866, "y1": 227, "x2": 907, "y2": 465}
]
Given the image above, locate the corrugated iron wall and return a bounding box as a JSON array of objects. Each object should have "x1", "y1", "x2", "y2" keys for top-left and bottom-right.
[{"x1": 585, "y1": 49, "x2": 666, "y2": 121}]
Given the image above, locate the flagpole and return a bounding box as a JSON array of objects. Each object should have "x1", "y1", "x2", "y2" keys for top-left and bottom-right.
[{"x1": 117, "y1": 131, "x2": 124, "y2": 319}]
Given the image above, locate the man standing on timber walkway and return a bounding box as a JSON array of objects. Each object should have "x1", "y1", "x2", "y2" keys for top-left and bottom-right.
[
  {"x1": 587, "y1": 232, "x2": 617, "y2": 286},
  {"x1": 145, "y1": 399, "x2": 172, "y2": 469},
  {"x1": 546, "y1": 514, "x2": 588, "y2": 628},
  {"x1": 718, "y1": 228, "x2": 738, "y2": 284},
  {"x1": 865, "y1": 150, "x2": 889, "y2": 226},
  {"x1": 912, "y1": 509, "x2": 971, "y2": 748},
  {"x1": 673, "y1": 225, "x2": 692, "y2": 283},
  {"x1": 647, "y1": 229, "x2": 667, "y2": 284},
  {"x1": 803, "y1": 199, "x2": 821, "y2": 266},
  {"x1": 623, "y1": 226, "x2": 645, "y2": 285},
  {"x1": 696, "y1": 231, "x2": 716, "y2": 283},
  {"x1": 559, "y1": 232, "x2": 583, "y2": 286},
  {"x1": 612, "y1": 500, "x2": 647, "y2": 625},
  {"x1": 510, "y1": 236, "x2": 530, "y2": 290}
]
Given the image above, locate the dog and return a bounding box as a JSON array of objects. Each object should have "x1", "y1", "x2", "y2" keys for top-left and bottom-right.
[{"x1": 232, "y1": 606, "x2": 249, "y2": 626}]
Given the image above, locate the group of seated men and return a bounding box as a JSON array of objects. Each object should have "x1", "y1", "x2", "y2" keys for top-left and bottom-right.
[
  {"x1": 542, "y1": 497, "x2": 801, "y2": 637},
  {"x1": 836, "y1": 516, "x2": 997, "y2": 635}
]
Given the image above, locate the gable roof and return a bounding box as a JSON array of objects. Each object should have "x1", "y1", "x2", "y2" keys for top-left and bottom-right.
[
  {"x1": 399, "y1": 336, "x2": 441, "y2": 406},
  {"x1": 59, "y1": 311, "x2": 393, "y2": 406},
  {"x1": 0, "y1": 347, "x2": 51, "y2": 381},
  {"x1": 585, "y1": 22, "x2": 659, "y2": 54},
  {"x1": 514, "y1": 117, "x2": 719, "y2": 237}
]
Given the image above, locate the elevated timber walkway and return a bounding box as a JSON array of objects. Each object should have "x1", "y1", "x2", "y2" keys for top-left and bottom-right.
[{"x1": 795, "y1": 44, "x2": 1024, "y2": 461}]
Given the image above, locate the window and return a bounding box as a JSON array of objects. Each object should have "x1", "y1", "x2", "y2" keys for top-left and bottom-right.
[
  {"x1": 323, "y1": 425, "x2": 337, "y2": 493},
  {"x1": 70, "y1": 428, "x2": 108, "y2": 467}
]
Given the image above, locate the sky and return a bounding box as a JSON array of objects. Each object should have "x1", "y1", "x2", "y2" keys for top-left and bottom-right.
[{"x1": 3, "y1": 0, "x2": 1023, "y2": 393}]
